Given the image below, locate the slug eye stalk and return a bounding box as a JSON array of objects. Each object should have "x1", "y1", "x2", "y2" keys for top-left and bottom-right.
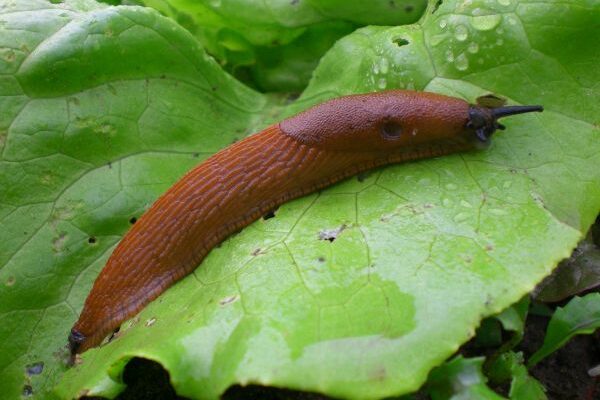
[
  {"x1": 468, "y1": 104, "x2": 543, "y2": 143},
  {"x1": 491, "y1": 105, "x2": 544, "y2": 119}
]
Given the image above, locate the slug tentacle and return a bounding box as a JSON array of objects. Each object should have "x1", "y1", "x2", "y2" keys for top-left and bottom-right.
[
  {"x1": 491, "y1": 105, "x2": 544, "y2": 119},
  {"x1": 467, "y1": 104, "x2": 543, "y2": 143},
  {"x1": 69, "y1": 90, "x2": 543, "y2": 358}
]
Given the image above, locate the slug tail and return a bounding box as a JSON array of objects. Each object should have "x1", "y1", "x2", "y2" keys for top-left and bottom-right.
[{"x1": 68, "y1": 329, "x2": 85, "y2": 363}]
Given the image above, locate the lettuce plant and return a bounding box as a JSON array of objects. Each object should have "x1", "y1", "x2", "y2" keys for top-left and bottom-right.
[{"x1": 0, "y1": 0, "x2": 598, "y2": 399}]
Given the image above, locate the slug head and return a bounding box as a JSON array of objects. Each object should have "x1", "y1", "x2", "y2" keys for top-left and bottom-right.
[
  {"x1": 280, "y1": 91, "x2": 543, "y2": 154},
  {"x1": 466, "y1": 104, "x2": 544, "y2": 145}
]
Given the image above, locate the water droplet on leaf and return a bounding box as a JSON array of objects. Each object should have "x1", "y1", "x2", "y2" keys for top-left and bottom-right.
[
  {"x1": 470, "y1": 14, "x2": 502, "y2": 31},
  {"x1": 455, "y1": 53, "x2": 469, "y2": 71},
  {"x1": 454, "y1": 25, "x2": 468, "y2": 41}
]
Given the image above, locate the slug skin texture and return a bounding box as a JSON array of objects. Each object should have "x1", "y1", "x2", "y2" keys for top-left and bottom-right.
[{"x1": 69, "y1": 90, "x2": 542, "y2": 357}]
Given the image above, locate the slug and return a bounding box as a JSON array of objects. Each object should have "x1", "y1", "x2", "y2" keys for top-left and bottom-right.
[{"x1": 69, "y1": 90, "x2": 542, "y2": 357}]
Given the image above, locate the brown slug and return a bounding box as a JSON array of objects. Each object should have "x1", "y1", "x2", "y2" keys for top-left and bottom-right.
[{"x1": 69, "y1": 90, "x2": 542, "y2": 357}]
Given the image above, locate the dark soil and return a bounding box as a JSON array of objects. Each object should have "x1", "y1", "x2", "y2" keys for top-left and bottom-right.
[{"x1": 518, "y1": 313, "x2": 600, "y2": 400}]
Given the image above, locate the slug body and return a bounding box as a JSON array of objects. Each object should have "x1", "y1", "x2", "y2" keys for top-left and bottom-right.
[{"x1": 69, "y1": 90, "x2": 542, "y2": 356}]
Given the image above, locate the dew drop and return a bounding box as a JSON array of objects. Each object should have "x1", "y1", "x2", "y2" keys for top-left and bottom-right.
[
  {"x1": 496, "y1": 38, "x2": 504, "y2": 46},
  {"x1": 373, "y1": 62, "x2": 380, "y2": 75},
  {"x1": 445, "y1": 49, "x2": 455, "y2": 62},
  {"x1": 379, "y1": 57, "x2": 389, "y2": 74},
  {"x1": 442, "y1": 198, "x2": 452, "y2": 206},
  {"x1": 507, "y1": 16, "x2": 518, "y2": 25},
  {"x1": 467, "y1": 42, "x2": 479, "y2": 53},
  {"x1": 497, "y1": 0, "x2": 511, "y2": 5},
  {"x1": 455, "y1": 52, "x2": 469, "y2": 71},
  {"x1": 470, "y1": 14, "x2": 502, "y2": 31},
  {"x1": 439, "y1": 19, "x2": 448, "y2": 29},
  {"x1": 454, "y1": 25, "x2": 468, "y2": 41},
  {"x1": 377, "y1": 77, "x2": 388, "y2": 89}
]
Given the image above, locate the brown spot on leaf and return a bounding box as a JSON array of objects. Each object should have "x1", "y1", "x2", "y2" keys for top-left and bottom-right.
[
  {"x1": 52, "y1": 232, "x2": 67, "y2": 252},
  {"x1": 318, "y1": 224, "x2": 347, "y2": 242},
  {"x1": 219, "y1": 295, "x2": 239, "y2": 306}
]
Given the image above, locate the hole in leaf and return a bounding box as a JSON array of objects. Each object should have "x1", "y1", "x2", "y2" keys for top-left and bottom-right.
[
  {"x1": 129, "y1": 217, "x2": 137, "y2": 225},
  {"x1": 432, "y1": 0, "x2": 443, "y2": 13},
  {"x1": 119, "y1": 358, "x2": 181, "y2": 399},
  {"x1": 392, "y1": 37, "x2": 409, "y2": 47},
  {"x1": 88, "y1": 237, "x2": 96, "y2": 244},
  {"x1": 25, "y1": 362, "x2": 44, "y2": 376},
  {"x1": 22, "y1": 385, "x2": 33, "y2": 397}
]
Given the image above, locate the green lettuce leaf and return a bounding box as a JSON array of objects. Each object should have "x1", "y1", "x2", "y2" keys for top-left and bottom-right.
[
  {"x1": 427, "y1": 356, "x2": 505, "y2": 400},
  {"x1": 0, "y1": 0, "x2": 598, "y2": 399},
  {"x1": 488, "y1": 352, "x2": 546, "y2": 400},
  {"x1": 131, "y1": 0, "x2": 426, "y2": 91},
  {"x1": 528, "y1": 293, "x2": 600, "y2": 367},
  {"x1": 533, "y1": 238, "x2": 600, "y2": 302}
]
